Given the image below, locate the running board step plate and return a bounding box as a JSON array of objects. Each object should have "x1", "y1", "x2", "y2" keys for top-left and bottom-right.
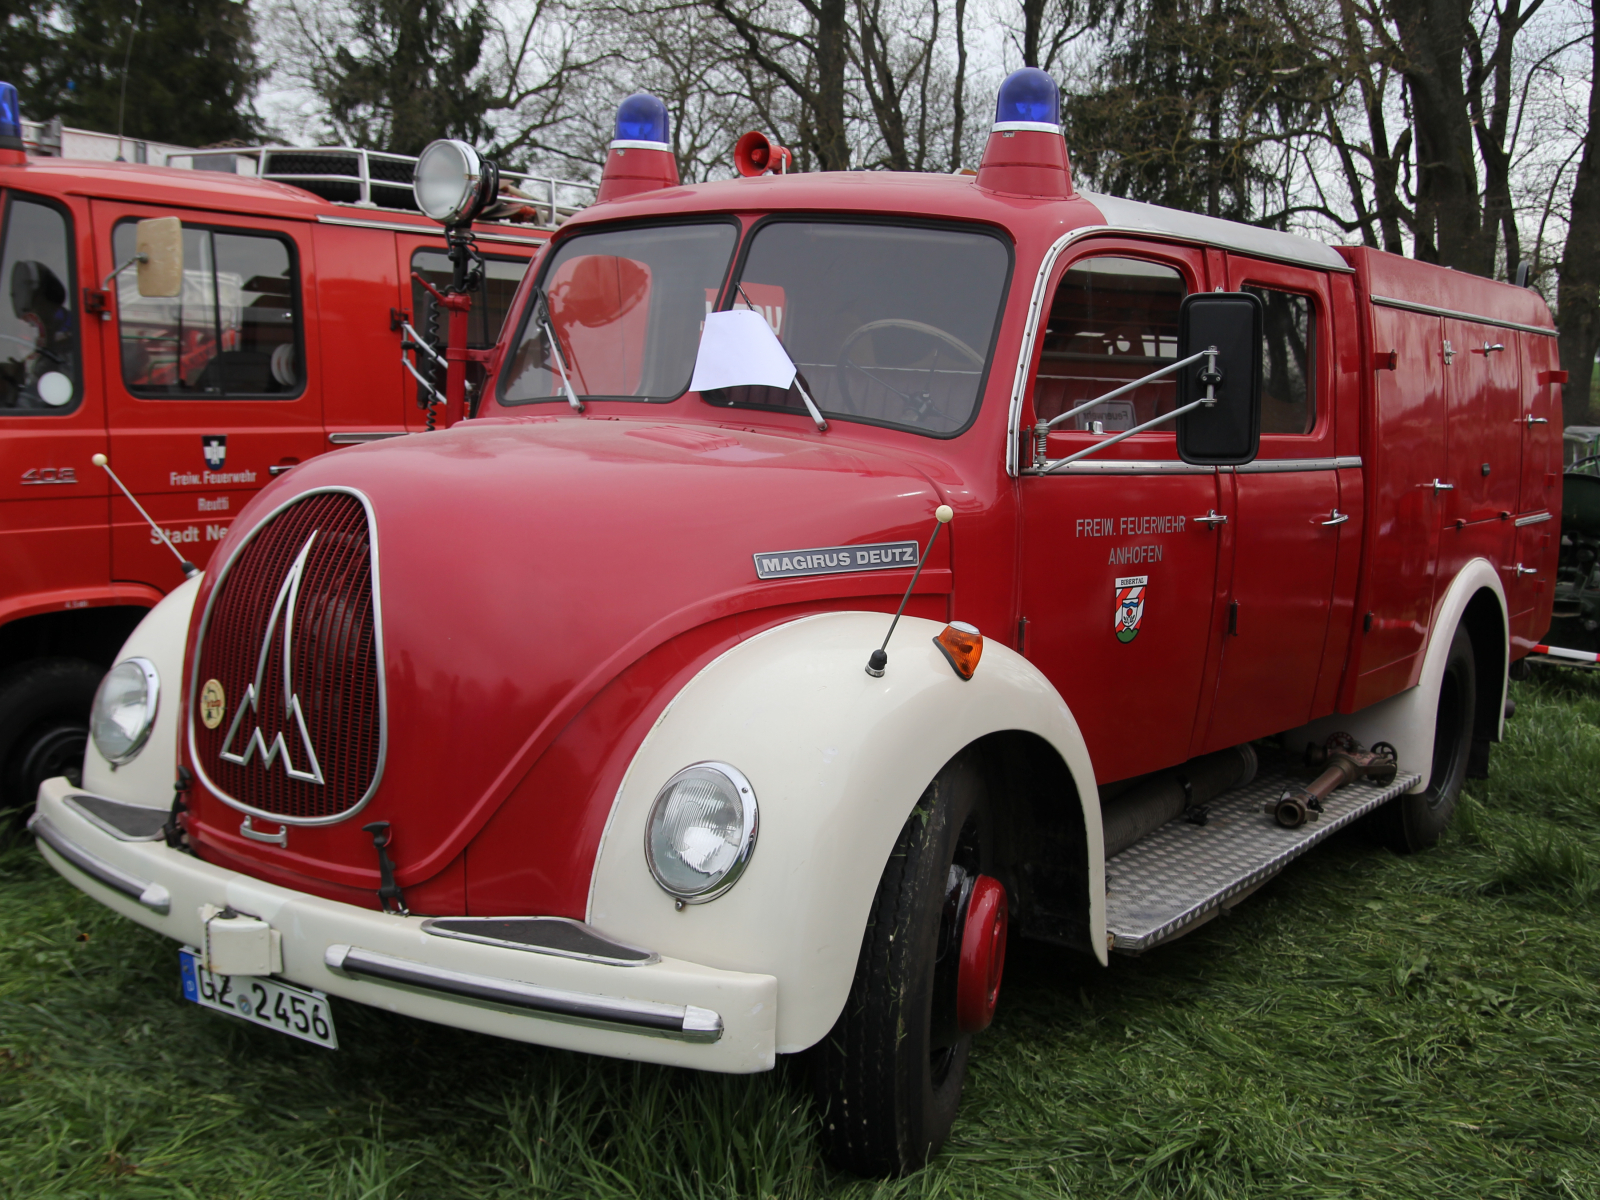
[{"x1": 1104, "y1": 768, "x2": 1421, "y2": 953}]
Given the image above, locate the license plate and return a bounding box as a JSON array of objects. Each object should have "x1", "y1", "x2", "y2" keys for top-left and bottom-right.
[{"x1": 180, "y1": 948, "x2": 338, "y2": 1049}]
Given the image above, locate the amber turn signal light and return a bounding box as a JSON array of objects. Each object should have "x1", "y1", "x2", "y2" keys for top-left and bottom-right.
[{"x1": 933, "y1": 621, "x2": 983, "y2": 680}]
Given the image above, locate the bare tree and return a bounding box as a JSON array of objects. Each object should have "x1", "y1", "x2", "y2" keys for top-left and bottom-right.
[{"x1": 1558, "y1": 0, "x2": 1599, "y2": 422}]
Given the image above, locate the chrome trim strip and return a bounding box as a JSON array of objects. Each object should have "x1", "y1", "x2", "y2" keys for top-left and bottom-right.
[
  {"x1": 186, "y1": 486, "x2": 389, "y2": 828},
  {"x1": 328, "y1": 431, "x2": 407, "y2": 445},
  {"x1": 1024, "y1": 454, "x2": 1361, "y2": 477},
  {"x1": 29, "y1": 813, "x2": 171, "y2": 913},
  {"x1": 1515, "y1": 510, "x2": 1553, "y2": 527},
  {"x1": 421, "y1": 917, "x2": 660, "y2": 966},
  {"x1": 1369, "y1": 294, "x2": 1557, "y2": 338},
  {"x1": 1234, "y1": 455, "x2": 1363, "y2": 474},
  {"x1": 324, "y1": 944, "x2": 722, "y2": 1042},
  {"x1": 63, "y1": 793, "x2": 168, "y2": 842},
  {"x1": 1026, "y1": 459, "x2": 1218, "y2": 476},
  {"x1": 314, "y1": 214, "x2": 545, "y2": 243}
]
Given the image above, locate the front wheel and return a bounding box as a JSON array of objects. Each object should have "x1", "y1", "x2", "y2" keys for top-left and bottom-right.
[
  {"x1": 0, "y1": 658, "x2": 103, "y2": 817},
  {"x1": 1366, "y1": 624, "x2": 1476, "y2": 853},
  {"x1": 812, "y1": 753, "x2": 1001, "y2": 1176}
]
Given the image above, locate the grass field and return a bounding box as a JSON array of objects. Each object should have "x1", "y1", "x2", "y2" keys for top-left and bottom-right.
[{"x1": 3, "y1": 667, "x2": 1598, "y2": 1199}]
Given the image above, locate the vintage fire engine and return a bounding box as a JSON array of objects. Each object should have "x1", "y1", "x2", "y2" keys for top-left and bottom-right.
[
  {"x1": 32, "y1": 72, "x2": 1560, "y2": 1175},
  {"x1": 0, "y1": 80, "x2": 569, "y2": 811}
]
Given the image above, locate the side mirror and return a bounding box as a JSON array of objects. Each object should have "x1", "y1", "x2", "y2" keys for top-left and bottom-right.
[
  {"x1": 134, "y1": 217, "x2": 183, "y2": 298},
  {"x1": 1176, "y1": 292, "x2": 1261, "y2": 466}
]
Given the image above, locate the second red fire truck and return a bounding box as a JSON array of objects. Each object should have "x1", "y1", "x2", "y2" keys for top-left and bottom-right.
[
  {"x1": 0, "y1": 85, "x2": 572, "y2": 811},
  {"x1": 32, "y1": 73, "x2": 1559, "y2": 1175}
]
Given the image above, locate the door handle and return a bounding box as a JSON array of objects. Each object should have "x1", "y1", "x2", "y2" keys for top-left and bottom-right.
[
  {"x1": 1477, "y1": 342, "x2": 1505, "y2": 354},
  {"x1": 1525, "y1": 415, "x2": 1549, "y2": 426},
  {"x1": 1512, "y1": 563, "x2": 1537, "y2": 577},
  {"x1": 1194, "y1": 509, "x2": 1227, "y2": 526},
  {"x1": 1429, "y1": 478, "x2": 1454, "y2": 494},
  {"x1": 268, "y1": 462, "x2": 299, "y2": 476},
  {"x1": 1321, "y1": 509, "x2": 1349, "y2": 526}
]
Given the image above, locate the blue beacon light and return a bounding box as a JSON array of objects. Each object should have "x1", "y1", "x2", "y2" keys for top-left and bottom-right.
[
  {"x1": 612, "y1": 93, "x2": 671, "y2": 148},
  {"x1": 0, "y1": 82, "x2": 22, "y2": 143},
  {"x1": 993, "y1": 68, "x2": 1060, "y2": 130}
]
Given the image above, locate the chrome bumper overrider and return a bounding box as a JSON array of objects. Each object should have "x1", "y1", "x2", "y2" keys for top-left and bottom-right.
[
  {"x1": 30, "y1": 778, "x2": 776, "y2": 1072},
  {"x1": 28, "y1": 813, "x2": 171, "y2": 914},
  {"x1": 325, "y1": 945, "x2": 723, "y2": 1041}
]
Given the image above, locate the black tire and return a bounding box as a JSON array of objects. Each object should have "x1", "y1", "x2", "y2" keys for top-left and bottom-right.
[
  {"x1": 0, "y1": 658, "x2": 103, "y2": 816},
  {"x1": 1365, "y1": 624, "x2": 1475, "y2": 853},
  {"x1": 813, "y1": 753, "x2": 993, "y2": 1176}
]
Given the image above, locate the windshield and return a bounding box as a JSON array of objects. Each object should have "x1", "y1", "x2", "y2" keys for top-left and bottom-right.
[
  {"x1": 500, "y1": 221, "x2": 737, "y2": 404},
  {"x1": 708, "y1": 221, "x2": 1011, "y2": 435}
]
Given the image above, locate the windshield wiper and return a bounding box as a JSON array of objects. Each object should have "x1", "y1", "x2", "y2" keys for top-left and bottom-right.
[{"x1": 530, "y1": 286, "x2": 584, "y2": 412}]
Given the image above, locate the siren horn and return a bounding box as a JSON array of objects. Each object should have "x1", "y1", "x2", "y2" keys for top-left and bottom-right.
[{"x1": 734, "y1": 131, "x2": 792, "y2": 177}]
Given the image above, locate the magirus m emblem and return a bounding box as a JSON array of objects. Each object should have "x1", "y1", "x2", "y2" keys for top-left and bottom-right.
[{"x1": 219, "y1": 533, "x2": 326, "y2": 784}]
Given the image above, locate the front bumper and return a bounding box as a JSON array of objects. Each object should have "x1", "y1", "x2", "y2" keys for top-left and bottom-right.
[{"x1": 31, "y1": 777, "x2": 777, "y2": 1072}]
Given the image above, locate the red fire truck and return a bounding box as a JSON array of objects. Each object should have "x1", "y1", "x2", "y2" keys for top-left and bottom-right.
[
  {"x1": 31, "y1": 73, "x2": 1560, "y2": 1176},
  {"x1": 0, "y1": 88, "x2": 568, "y2": 811}
]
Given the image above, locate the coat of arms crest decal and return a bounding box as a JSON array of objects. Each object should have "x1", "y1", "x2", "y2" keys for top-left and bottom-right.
[{"x1": 1114, "y1": 575, "x2": 1147, "y2": 643}]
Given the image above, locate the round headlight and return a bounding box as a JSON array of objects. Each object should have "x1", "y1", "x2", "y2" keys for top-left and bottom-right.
[
  {"x1": 414, "y1": 139, "x2": 489, "y2": 226},
  {"x1": 644, "y1": 763, "x2": 758, "y2": 902},
  {"x1": 90, "y1": 658, "x2": 160, "y2": 765}
]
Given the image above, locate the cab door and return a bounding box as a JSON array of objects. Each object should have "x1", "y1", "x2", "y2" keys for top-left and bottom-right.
[
  {"x1": 1018, "y1": 242, "x2": 1223, "y2": 784},
  {"x1": 93, "y1": 202, "x2": 323, "y2": 591},
  {"x1": 1199, "y1": 257, "x2": 1344, "y2": 751},
  {"x1": 0, "y1": 189, "x2": 112, "y2": 609}
]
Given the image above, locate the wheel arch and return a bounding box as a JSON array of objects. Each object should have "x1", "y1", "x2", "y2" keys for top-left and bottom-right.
[
  {"x1": 1290, "y1": 560, "x2": 1506, "y2": 792},
  {"x1": 585, "y1": 611, "x2": 1105, "y2": 1055}
]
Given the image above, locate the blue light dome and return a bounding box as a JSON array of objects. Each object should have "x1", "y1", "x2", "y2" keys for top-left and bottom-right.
[
  {"x1": 993, "y1": 68, "x2": 1059, "y2": 128},
  {"x1": 0, "y1": 82, "x2": 21, "y2": 142},
  {"x1": 613, "y1": 93, "x2": 671, "y2": 146}
]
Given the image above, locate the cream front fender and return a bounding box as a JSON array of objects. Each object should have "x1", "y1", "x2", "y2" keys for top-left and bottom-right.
[
  {"x1": 586, "y1": 611, "x2": 1104, "y2": 1055},
  {"x1": 1288, "y1": 559, "x2": 1507, "y2": 793},
  {"x1": 81, "y1": 574, "x2": 203, "y2": 806}
]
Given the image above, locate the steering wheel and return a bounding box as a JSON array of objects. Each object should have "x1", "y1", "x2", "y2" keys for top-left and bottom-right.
[{"x1": 836, "y1": 319, "x2": 983, "y2": 420}]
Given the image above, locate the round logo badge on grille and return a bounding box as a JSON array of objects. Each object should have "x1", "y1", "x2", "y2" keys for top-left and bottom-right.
[{"x1": 199, "y1": 678, "x2": 226, "y2": 730}]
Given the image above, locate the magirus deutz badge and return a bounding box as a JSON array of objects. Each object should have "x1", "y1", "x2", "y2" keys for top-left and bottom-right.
[{"x1": 1114, "y1": 576, "x2": 1147, "y2": 643}]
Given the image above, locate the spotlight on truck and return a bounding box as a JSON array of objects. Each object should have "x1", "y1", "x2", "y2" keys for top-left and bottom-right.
[{"x1": 413, "y1": 139, "x2": 499, "y2": 227}]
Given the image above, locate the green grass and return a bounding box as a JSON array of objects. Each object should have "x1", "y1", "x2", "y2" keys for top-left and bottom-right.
[{"x1": 4, "y1": 669, "x2": 1599, "y2": 1198}]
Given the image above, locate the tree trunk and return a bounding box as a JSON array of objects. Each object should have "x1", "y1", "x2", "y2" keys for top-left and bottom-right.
[
  {"x1": 813, "y1": 0, "x2": 851, "y2": 169},
  {"x1": 1390, "y1": 0, "x2": 1492, "y2": 274},
  {"x1": 1557, "y1": 0, "x2": 1600, "y2": 425},
  {"x1": 950, "y1": 0, "x2": 967, "y2": 171}
]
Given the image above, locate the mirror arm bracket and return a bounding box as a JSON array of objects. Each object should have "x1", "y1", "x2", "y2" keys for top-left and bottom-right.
[
  {"x1": 100, "y1": 252, "x2": 148, "y2": 292},
  {"x1": 1030, "y1": 347, "x2": 1218, "y2": 471}
]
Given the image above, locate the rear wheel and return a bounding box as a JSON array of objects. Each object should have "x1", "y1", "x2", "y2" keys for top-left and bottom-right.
[
  {"x1": 812, "y1": 753, "x2": 997, "y2": 1176},
  {"x1": 0, "y1": 658, "x2": 102, "y2": 817},
  {"x1": 1365, "y1": 624, "x2": 1476, "y2": 853}
]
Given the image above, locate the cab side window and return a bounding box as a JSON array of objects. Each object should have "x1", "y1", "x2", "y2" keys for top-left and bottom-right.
[
  {"x1": 115, "y1": 222, "x2": 301, "y2": 397},
  {"x1": 1034, "y1": 256, "x2": 1185, "y2": 432},
  {"x1": 411, "y1": 249, "x2": 526, "y2": 348},
  {"x1": 412, "y1": 249, "x2": 526, "y2": 415},
  {"x1": 0, "y1": 195, "x2": 79, "y2": 414},
  {"x1": 1242, "y1": 284, "x2": 1314, "y2": 434}
]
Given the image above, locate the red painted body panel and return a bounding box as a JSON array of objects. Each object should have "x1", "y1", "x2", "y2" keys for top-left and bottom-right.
[{"x1": 0, "y1": 159, "x2": 541, "y2": 664}]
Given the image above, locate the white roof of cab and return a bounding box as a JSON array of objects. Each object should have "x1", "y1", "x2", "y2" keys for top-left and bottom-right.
[{"x1": 1083, "y1": 192, "x2": 1352, "y2": 273}]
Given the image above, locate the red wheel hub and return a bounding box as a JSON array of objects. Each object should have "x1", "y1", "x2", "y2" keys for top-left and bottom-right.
[{"x1": 956, "y1": 874, "x2": 1008, "y2": 1034}]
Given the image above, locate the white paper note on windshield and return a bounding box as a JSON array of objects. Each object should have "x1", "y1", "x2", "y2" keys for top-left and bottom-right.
[{"x1": 688, "y1": 308, "x2": 797, "y2": 393}]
